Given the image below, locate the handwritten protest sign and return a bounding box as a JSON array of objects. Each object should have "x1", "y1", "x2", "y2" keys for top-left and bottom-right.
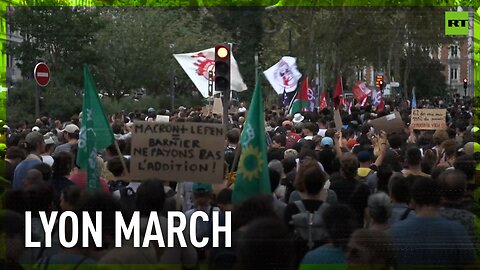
[
  {"x1": 130, "y1": 121, "x2": 225, "y2": 183},
  {"x1": 410, "y1": 109, "x2": 447, "y2": 130},
  {"x1": 370, "y1": 111, "x2": 404, "y2": 134},
  {"x1": 213, "y1": 98, "x2": 223, "y2": 115}
]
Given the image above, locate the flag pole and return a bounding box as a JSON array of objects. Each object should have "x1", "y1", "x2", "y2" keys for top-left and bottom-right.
[{"x1": 113, "y1": 140, "x2": 130, "y2": 181}]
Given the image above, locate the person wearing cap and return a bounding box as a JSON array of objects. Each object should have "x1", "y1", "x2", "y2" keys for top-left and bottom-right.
[
  {"x1": 292, "y1": 113, "x2": 305, "y2": 124},
  {"x1": 13, "y1": 131, "x2": 46, "y2": 189},
  {"x1": 282, "y1": 120, "x2": 301, "y2": 143},
  {"x1": 41, "y1": 133, "x2": 56, "y2": 167},
  {"x1": 357, "y1": 151, "x2": 376, "y2": 182},
  {"x1": 315, "y1": 136, "x2": 336, "y2": 175},
  {"x1": 145, "y1": 107, "x2": 156, "y2": 121},
  {"x1": 52, "y1": 124, "x2": 79, "y2": 157},
  {"x1": 185, "y1": 182, "x2": 220, "y2": 262}
]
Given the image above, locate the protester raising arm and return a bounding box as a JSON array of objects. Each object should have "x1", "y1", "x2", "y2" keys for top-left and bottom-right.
[
  {"x1": 373, "y1": 131, "x2": 388, "y2": 168},
  {"x1": 333, "y1": 131, "x2": 343, "y2": 158}
]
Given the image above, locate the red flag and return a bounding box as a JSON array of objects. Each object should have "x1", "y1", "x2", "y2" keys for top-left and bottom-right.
[
  {"x1": 288, "y1": 76, "x2": 310, "y2": 114},
  {"x1": 333, "y1": 75, "x2": 343, "y2": 110},
  {"x1": 319, "y1": 89, "x2": 327, "y2": 110},
  {"x1": 352, "y1": 81, "x2": 372, "y2": 105},
  {"x1": 374, "y1": 91, "x2": 385, "y2": 112}
]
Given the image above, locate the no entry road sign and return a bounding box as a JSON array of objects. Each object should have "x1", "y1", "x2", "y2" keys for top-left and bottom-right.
[{"x1": 34, "y1": 62, "x2": 50, "y2": 87}]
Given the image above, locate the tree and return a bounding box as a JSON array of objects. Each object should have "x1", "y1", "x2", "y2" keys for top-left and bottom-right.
[
  {"x1": 90, "y1": 7, "x2": 232, "y2": 100},
  {"x1": 8, "y1": 3, "x2": 106, "y2": 86},
  {"x1": 402, "y1": 47, "x2": 447, "y2": 99}
]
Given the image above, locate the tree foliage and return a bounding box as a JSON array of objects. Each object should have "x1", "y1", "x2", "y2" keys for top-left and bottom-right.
[{"x1": 7, "y1": 5, "x2": 457, "y2": 123}]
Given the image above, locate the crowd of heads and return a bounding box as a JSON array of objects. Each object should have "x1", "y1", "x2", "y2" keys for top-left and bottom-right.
[{"x1": 1, "y1": 96, "x2": 479, "y2": 269}]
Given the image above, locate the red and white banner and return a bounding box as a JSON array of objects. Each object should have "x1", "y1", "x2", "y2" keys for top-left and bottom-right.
[
  {"x1": 352, "y1": 81, "x2": 372, "y2": 106},
  {"x1": 173, "y1": 47, "x2": 247, "y2": 98},
  {"x1": 263, "y1": 56, "x2": 302, "y2": 94}
]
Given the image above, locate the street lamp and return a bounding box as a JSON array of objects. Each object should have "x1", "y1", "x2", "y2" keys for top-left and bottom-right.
[{"x1": 170, "y1": 43, "x2": 175, "y2": 111}]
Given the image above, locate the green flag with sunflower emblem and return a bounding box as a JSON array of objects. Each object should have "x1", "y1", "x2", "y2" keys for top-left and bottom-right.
[{"x1": 232, "y1": 72, "x2": 271, "y2": 204}]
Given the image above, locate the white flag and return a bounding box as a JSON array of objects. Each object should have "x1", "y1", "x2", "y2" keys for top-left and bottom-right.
[
  {"x1": 263, "y1": 56, "x2": 302, "y2": 94},
  {"x1": 173, "y1": 47, "x2": 247, "y2": 98}
]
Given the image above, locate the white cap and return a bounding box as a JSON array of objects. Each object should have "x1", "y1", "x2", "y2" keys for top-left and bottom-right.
[{"x1": 60, "y1": 124, "x2": 79, "y2": 133}]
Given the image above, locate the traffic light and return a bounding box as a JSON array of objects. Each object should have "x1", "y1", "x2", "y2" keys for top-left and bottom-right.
[
  {"x1": 463, "y1": 78, "x2": 468, "y2": 89},
  {"x1": 215, "y1": 43, "x2": 230, "y2": 92},
  {"x1": 375, "y1": 74, "x2": 384, "y2": 89}
]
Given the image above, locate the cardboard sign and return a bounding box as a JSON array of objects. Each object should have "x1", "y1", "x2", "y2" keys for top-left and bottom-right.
[
  {"x1": 201, "y1": 105, "x2": 212, "y2": 115},
  {"x1": 228, "y1": 106, "x2": 238, "y2": 114},
  {"x1": 212, "y1": 98, "x2": 223, "y2": 115},
  {"x1": 130, "y1": 121, "x2": 225, "y2": 183},
  {"x1": 155, "y1": 115, "x2": 169, "y2": 123},
  {"x1": 334, "y1": 110, "x2": 342, "y2": 131},
  {"x1": 370, "y1": 111, "x2": 404, "y2": 134},
  {"x1": 410, "y1": 109, "x2": 447, "y2": 130}
]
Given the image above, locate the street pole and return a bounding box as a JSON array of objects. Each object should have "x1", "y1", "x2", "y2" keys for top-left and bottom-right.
[
  {"x1": 222, "y1": 43, "x2": 232, "y2": 126},
  {"x1": 35, "y1": 84, "x2": 40, "y2": 118},
  {"x1": 171, "y1": 69, "x2": 175, "y2": 112},
  {"x1": 170, "y1": 43, "x2": 175, "y2": 112}
]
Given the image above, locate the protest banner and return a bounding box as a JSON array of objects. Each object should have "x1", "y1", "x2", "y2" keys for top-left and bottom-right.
[
  {"x1": 130, "y1": 121, "x2": 225, "y2": 183},
  {"x1": 410, "y1": 109, "x2": 447, "y2": 130},
  {"x1": 155, "y1": 115, "x2": 169, "y2": 123},
  {"x1": 201, "y1": 105, "x2": 212, "y2": 115},
  {"x1": 212, "y1": 97, "x2": 223, "y2": 115},
  {"x1": 370, "y1": 111, "x2": 404, "y2": 134}
]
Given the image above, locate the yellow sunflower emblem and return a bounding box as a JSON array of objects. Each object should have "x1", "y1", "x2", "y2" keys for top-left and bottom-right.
[{"x1": 238, "y1": 145, "x2": 263, "y2": 181}]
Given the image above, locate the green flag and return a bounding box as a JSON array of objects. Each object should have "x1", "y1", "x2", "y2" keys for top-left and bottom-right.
[
  {"x1": 232, "y1": 72, "x2": 270, "y2": 204},
  {"x1": 77, "y1": 65, "x2": 115, "y2": 191}
]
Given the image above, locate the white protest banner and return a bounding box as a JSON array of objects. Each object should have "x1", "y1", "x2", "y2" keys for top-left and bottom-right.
[
  {"x1": 155, "y1": 115, "x2": 169, "y2": 123},
  {"x1": 263, "y1": 56, "x2": 302, "y2": 94},
  {"x1": 130, "y1": 121, "x2": 225, "y2": 183},
  {"x1": 173, "y1": 47, "x2": 247, "y2": 98},
  {"x1": 410, "y1": 109, "x2": 447, "y2": 130}
]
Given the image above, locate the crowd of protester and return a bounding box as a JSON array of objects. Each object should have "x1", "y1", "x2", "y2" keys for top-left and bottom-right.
[{"x1": 1, "y1": 97, "x2": 479, "y2": 270}]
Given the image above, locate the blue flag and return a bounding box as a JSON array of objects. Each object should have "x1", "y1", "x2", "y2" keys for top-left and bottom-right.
[
  {"x1": 282, "y1": 88, "x2": 288, "y2": 106},
  {"x1": 411, "y1": 88, "x2": 417, "y2": 108}
]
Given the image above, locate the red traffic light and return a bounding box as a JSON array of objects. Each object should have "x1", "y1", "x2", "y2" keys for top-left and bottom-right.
[{"x1": 463, "y1": 78, "x2": 467, "y2": 83}]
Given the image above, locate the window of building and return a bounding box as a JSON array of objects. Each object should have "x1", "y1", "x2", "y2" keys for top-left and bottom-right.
[
  {"x1": 450, "y1": 66, "x2": 458, "y2": 81},
  {"x1": 450, "y1": 45, "x2": 458, "y2": 58}
]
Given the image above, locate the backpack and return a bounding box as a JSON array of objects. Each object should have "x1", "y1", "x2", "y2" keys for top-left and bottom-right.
[
  {"x1": 290, "y1": 200, "x2": 329, "y2": 250},
  {"x1": 356, "y1": 169, "x2": 375, "y2": 184},
  {"x1": 285, "y1": 134, "x2": 297, "y2": 149}
]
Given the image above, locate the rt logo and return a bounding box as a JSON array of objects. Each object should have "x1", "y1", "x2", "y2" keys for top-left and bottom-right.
[{"x1": 445, "y1": 12, "x2": 469, "y2": 35}]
